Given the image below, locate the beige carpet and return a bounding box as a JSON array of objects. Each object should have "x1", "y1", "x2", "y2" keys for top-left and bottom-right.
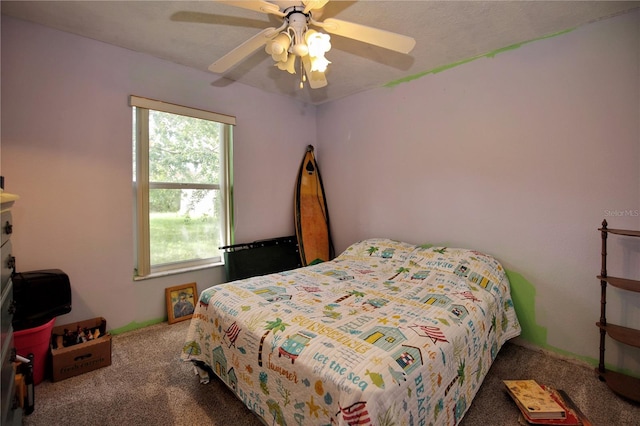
[{"x1": 22, "y1": 321, "x2": 640, "y2": 426}]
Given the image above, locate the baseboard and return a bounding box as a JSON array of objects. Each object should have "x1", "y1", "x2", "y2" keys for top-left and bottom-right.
[{"x1": 508, "y1": 337, "x2": 595, "y2": 370}]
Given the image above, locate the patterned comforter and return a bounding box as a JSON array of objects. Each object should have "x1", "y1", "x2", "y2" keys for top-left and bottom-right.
[{"x1": 181, "y1": 239, "x2": 521, "y2": 425}]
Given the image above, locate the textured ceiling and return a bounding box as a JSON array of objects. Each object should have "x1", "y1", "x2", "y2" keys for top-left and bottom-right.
[{"x1": 2, "y1": 1, "x2": 639, "y2": 105}]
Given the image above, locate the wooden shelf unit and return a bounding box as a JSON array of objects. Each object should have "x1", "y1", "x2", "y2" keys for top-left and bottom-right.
[{"x1": 596, "y1": 219, "x2": 640, "y2": 403}]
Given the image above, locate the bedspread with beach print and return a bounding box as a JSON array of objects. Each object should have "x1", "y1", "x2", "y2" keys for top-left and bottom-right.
[{"x1": 181, "y1": 238, "x2": 521, "y2": 425}]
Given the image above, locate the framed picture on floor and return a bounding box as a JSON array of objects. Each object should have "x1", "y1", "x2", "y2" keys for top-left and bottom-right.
[{"x1": 166, "y1": 282, "x2": 197, "y2": 324}]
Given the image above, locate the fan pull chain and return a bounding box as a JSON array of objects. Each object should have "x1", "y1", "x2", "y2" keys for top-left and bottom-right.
[{"x1": 299, "y1": 59, "x2": 305, "y2": 89}]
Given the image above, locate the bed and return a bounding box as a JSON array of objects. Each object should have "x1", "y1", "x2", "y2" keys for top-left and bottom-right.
[{"x1": 181, "y1": 238, "x2": 521, "y2": 425}]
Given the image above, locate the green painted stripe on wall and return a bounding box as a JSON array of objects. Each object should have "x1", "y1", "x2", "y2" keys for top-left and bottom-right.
[
  {"x1": 385, "y1": 28, "x2": 576, "y2": 88},
  {"x1": 505, "y1": 269, "x2": 547, "y2": 346},
  {"x1": 506, "y1": 269, "x2": 639, "y2": 377},
  {"x1": 110, "y1": 318, "x2": 165, "y2": 335}
]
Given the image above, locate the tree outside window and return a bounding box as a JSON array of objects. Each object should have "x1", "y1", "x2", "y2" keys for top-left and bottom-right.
[{"x1": 131, "y1": 96, "x2": 234, "y2": 278}]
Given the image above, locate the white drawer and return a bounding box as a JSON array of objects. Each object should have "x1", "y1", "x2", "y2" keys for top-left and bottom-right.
[
  {"x1": 0, "y1": 240, "x2": 13, "y2": 296},
  {"x1": 0, "y1": 210, "x2": 12, "y2": 248}
]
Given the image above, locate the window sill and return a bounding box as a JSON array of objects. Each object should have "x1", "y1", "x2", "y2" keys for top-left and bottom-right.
[{"x1": 133, "y1": 261, "x2": 224, "y2": 281}]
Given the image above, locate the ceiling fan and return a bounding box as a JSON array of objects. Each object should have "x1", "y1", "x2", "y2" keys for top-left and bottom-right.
[{"x1": 209, "y1": 0, "x2": 416, "y2": 89}]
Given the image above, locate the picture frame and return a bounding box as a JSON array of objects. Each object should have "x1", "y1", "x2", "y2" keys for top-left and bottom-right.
[{"x1": 166, "y1": 282, "x2": 197, "y2": 324}]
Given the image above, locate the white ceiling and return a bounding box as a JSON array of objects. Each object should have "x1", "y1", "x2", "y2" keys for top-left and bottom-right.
[{"x1": 2, "y1": 1, "x2": 639, "y2": 105}]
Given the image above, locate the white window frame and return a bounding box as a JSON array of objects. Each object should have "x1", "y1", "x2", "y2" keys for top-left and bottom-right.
[{"x1": 130, "y1": 96, "x2": 235, "y2": 279}]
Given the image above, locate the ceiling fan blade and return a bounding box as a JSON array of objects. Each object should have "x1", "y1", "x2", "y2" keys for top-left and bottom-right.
[
  {"x1": 303, "y1": 0, "x2": 329, "y2": 14},
  {"x1": 215, "y1": 1, "x2": 285, "y2": 18},
  {"x1": 318, "y1": 18, "x2": 416, "y2": 54},
  {"x1": 209, "y1": 27, "x2": 279, "y2": 73},
  {"x1": 302, "y1": 56, "x2": 328, "y2": 89}
]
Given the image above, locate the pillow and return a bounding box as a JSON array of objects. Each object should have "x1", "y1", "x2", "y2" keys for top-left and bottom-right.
[{"x1": 337, "y1": 238, "x2": 417, "y2": 261}]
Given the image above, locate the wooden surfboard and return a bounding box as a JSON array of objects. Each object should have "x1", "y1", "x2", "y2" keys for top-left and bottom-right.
[{"x1": 295, "y1": 145, "x2": 332, "y2": 266}]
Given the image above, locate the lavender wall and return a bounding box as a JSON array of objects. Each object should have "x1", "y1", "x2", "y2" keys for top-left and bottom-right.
[
  {"x1": 2, "y1": 9, "x2": 639, "y2": 375},
  {"x1": 1, "y1": 16, "x2": 315, "y2": 330},
  {"x1": 317, "y1": 10, "x2": 640, "y2": 373}
]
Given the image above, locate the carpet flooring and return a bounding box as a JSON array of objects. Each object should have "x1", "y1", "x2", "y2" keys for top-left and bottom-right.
[{"x1": 22, "y1": 320, "x2": 640, "y2": 425}]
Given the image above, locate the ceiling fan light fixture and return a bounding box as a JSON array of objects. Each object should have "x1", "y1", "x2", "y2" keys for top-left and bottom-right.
[
  {"x1": 301, "y1": 55, "x2": 328, "y2": 89},
  {"x1": 267, "y1": 32, "x2": 291, "y2": 54},
  {"x1": 309, "y1": 55, "x2": 330, "y2": 73},
  {"x1": 291, "y1": 42, "x2": 309, "y2": 57},
  {"x1": 277, "y1": 54, "x2": 297, "y2": 74},
  {"x1": 266, "y1": 32, "x2": 291, "y2": 61},
  {"x1": 304, "y1": 29, "x2": 331, "y2": 72},
  {"x1": 305, "y1": 30, "x2": 331, "y2": 57},
  {"x1": 209, "y1": 0, "x2": 416, "y2": 89},
  {"x1": 269, "y1": 9, "x2": 332, "y2": 80}
]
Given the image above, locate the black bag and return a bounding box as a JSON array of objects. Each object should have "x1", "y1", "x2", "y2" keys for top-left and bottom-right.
[{"x1": 12, "y1": 269, "x2": 72, "y2": 331}]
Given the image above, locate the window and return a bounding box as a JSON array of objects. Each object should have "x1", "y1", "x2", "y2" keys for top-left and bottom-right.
[{"x1": 130, "y1": 96, "x2": 235, "y2": 278}]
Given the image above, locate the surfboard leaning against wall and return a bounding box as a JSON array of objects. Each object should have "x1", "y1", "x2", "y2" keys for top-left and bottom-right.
[{"x1": 294, "y1": 145, "x2": 334, "y2": 266}]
